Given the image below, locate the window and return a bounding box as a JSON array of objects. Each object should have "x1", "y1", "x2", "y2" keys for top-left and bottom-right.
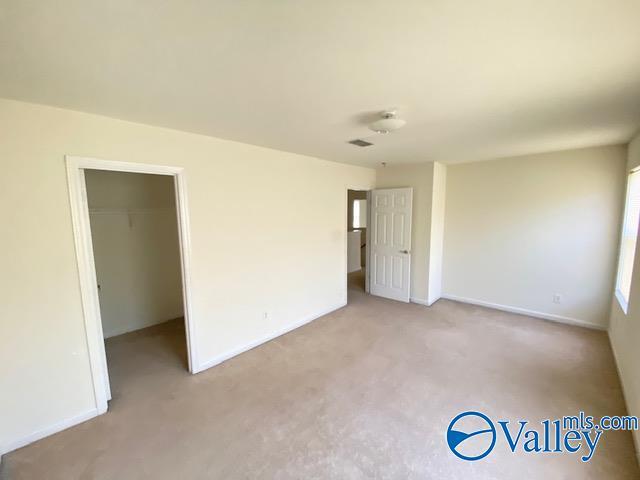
[
  {"x1": 352, "y1": 199, "x2": 367, "y2": 229},
  {"x1": 615, "y1": 169, "x2": 640, "y2": 313}
]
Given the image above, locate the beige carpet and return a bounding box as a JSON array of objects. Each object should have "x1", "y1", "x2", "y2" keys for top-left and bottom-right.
[{"x1": 1, "y1": 271, "x2": 638, "y2": 479}]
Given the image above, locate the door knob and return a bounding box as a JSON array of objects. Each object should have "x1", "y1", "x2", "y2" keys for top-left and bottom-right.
[{"x1": 399, "y1": 250, "x2": 410, "y2": 254}]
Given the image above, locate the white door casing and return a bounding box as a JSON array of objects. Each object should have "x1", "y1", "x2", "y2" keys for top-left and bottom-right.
[
  {"x1": 369, "y1": 188, "x2": 412, "y2": 302},
  {"x1": 66, "y1": 155, "x2": 198, "y2": 416}
]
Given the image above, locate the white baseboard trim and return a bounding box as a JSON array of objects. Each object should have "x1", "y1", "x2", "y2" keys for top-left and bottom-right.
[
  {"x1": 411, "y1": 296, "x2": 443, "y2": 307},
  {"x1": 441, "y1": 294, "x2": 606, "y2": 330},
  {"x1": 410, "y1": 297, "x2": 439, "y2": 307},
  {"x1": 1, "y1": 408, "x2": 99, "y2": 456},
  {"x1": 195, "y1": 302, "x2": 347, "y2": 373},
  {"x1": 409, "y1": 297, "x2": 428, "y2": 306}
]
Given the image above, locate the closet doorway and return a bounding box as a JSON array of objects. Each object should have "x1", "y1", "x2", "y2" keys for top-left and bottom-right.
[{"x1": 67, "y1": 156, "x2": 197, "y2": 415}]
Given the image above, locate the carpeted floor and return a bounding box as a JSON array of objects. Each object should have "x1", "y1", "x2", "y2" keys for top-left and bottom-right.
[{"x1": 1, "y1": 271, "x2": 638, "y2": 479}]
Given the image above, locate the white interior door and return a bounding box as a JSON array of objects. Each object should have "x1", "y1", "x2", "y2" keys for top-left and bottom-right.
[{"x1": 369, "y1": 188, "x2": 412, "y2": 302}]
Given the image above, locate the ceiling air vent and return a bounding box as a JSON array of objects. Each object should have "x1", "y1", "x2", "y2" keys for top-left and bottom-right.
[{"x1": 348, "y1": 139, "x2": 374, "y2": 147}]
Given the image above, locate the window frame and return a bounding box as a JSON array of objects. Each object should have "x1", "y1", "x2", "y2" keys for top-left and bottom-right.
[
  {"x1": 352, "y1": 198, "x2": 367, "y2": 230},
  {"x1": 615, "y1": 167, "x2": 640, "y2": 314}
]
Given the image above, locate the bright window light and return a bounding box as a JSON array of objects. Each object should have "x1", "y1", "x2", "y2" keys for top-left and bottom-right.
[
  {"x1": 353, "y1": 199, "x2": 367, "y2": 229},
  {"x1": 615, "y1": 169, "x2": 640, "y2": 313}
]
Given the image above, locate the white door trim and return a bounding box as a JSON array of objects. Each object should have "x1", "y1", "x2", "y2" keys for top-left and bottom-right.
[
  {"x1": 65, "y1": 156, "x2": 198, "y2": 415},
  {"x1": 365, "y1": 190, "x2": 371, "y2": 294}
]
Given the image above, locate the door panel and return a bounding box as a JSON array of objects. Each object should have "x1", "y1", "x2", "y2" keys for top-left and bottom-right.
[{"x1": 369, "y1": 188, "x2": 412, "y2": 302}]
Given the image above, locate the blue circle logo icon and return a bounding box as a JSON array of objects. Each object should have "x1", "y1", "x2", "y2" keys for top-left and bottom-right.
[{"x1": 447, "y1": 411, "x2": 496, "y2": 461}]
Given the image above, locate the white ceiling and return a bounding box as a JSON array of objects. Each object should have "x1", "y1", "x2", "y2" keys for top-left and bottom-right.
[{"x1": 1, "y1": 0, "x2": 639, "y2": 166}]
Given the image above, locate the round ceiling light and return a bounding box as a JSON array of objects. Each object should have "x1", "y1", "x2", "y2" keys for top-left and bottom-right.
[{"x1": 368, "y1": 110, "x2": 406, "y2": 134}]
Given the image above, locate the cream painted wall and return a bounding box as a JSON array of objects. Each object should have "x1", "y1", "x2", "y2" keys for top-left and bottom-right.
[
  {"x1": 0, "y1": 98, "x2": 375, "y2": 453},
  {"x1": 85, "y1": 171, "x2": 183, "y2": 338},
  {"x1": 443, "y1": 145, "x2": 627, "y2": 328},
  {"x1": 376, "y1": 163, "x2": 435, "y2": 303},
  {"x1": 609, "y1": 132, "x2": 640, "y2": 455}
]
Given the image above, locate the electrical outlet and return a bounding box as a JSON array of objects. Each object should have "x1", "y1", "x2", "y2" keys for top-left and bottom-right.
[{"x1": 553, "y1": 294, "x2": 562, "y2": 304}]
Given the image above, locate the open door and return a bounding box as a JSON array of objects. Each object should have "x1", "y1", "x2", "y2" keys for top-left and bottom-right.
[{"x1": 369, "y1": 188, "x2": 412, "y2": 302}]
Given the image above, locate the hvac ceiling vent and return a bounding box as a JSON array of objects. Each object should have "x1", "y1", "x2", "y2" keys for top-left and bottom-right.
[{"x1": 348, "y1": 139, "x2": 374, "y2": 147}]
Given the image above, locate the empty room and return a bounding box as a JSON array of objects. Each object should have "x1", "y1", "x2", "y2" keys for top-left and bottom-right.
[{"x1": 1, "y1": 1, "x2": 640, "y2": 479}]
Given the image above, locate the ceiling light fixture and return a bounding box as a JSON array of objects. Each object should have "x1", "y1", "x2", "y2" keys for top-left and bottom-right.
[{"x1": 368, "y1": 110, "x2": 406, "y2": 134}]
